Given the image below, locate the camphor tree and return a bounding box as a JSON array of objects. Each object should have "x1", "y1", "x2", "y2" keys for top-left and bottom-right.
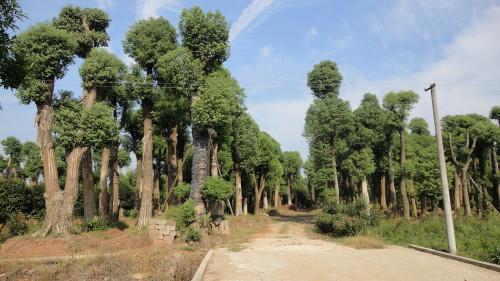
[
  {"x1": 282, "y1": 151, "x2": 303, "y2": 206},
  {"x1": 12, "y1": 23, "x2": 76, "y2": 236},
  {"x1": 179, "y1": 6, "x2": 230, "y2": 215},
  {"x1": 20, "y1": 141, "x2": 43, "y2": 186},
  {"x1": 53, "y1": 5, "x2": 111, "y2": 224},
  {"x1": 123, "y1": 17, "x2": 177, "y2": 226},
  {"x1": 0, "y1": 0, "x2": 25, "y2": 89},
  {"x1": 1, "y1": 136, "x2": 21, "y2": 178},
  {"x1": 383, "y1": 91, "x2": 419, "y2": 220}
]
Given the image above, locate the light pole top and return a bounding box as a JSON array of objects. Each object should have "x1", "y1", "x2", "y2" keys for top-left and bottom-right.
[{"x1": 424, "y1": 83, "x2": 436, "y2": 92}]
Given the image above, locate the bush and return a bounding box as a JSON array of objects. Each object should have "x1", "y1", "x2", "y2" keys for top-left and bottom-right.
[
  {"x1": 0, "y1": 178, "x2": 45, "y2": 224},
  {"x1": 315, "y1": 213, "x2": 365, "y2": 237},
  {"x1": 344, "y1": 198, "x2": 368, "y2": 218},
  {"x1": 86, "y1": 216, "x2": 109, "y2": 231},
  {"x1": 184, "y1": 226, "x2": 201, "y2": 242},
  {"x1": 174, "y1": 183, "x2": 191, "y2": 202},
  {"x1": 6, "y1": 213, "x2": 28, "y2": 236},
  {"x1": 202, "y1": 177, "x2": 234, "y2": 204},
  {"x1": 173, "y1": 200, "x2": 196, "y2": 230},
  {"x1": 124, "y1": 209, "x2": 138, "y2": 218},
  {"x1": 485, "y1": 245, "x2": 500, "y2": 265}
]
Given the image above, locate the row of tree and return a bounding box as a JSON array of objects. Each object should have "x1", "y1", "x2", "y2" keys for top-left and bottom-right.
[
  {"x1": 304, "y1": 60, "x2": 500, "y2": 219},
  {"x1": 0, "y1": 2, "x2": 306, "y2": 236}
]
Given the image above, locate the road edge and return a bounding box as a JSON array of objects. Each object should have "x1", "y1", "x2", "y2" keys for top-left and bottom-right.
[
  {"x1": 191, "y1": 249, "x2": 214, "y2": 281},
  {"x1": 409, "y1": 244, "x2": 500, "y2": 273}
]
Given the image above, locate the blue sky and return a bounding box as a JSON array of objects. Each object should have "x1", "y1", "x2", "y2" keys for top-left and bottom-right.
[{"x1": 1, "y1": 0, "x2": 500, "y2": 160}]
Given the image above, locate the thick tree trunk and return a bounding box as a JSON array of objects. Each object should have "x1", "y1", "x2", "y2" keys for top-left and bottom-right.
[
  {"x1": 235, "y1": 165, "x2": 243, "y2": 216},
  {"x1": 82, "y1": 150, "x2": 95, "y2": 224},
  {"x1": 274, "y1": 181, "x2": 280, "y2": 207},
  {"x1": 380, "y1": 174, "x2": 387, "y2": 210},
  {"x1": 190, "y1": 128, "x2": 209, "y2": 216},
  {"x1": 361, "y1": 176, "x2": 369, "y2": 207},
  {"x1": 287, "y1": 176, "x2": 292, "y2": 205},
  {"x1": 493, "y1": 147, "x2": 500, "y2": 210},
  {"x1": 99, "y1": 146, "x2": 110, "y2": 218},
  {"x1": 138, "y1": 100, "x2": 154, "y2": 227},
  {"x1": 462, "y1": 167, "x2": 472, "y2": 216},
  {"x1": 135, "y1": 155, "x2": 143, "y2": 211},
  {"x1": 167, "y1": 126, "x2": 178, "y2": 191},
  {"x1": 388, "y1": 146, "x2": 398, "y2": 215},
  {"x1": 109, "y1": 146, "x2": 120, "y2": 224},
  {"x1": 254, "y1": 174, "x2": 266, "y2": 214},
  {"x1": 81, "y1": 88, "x2": 97, "y2": 224},
  {"x1": 399, "y1": 130, "x2": 410, "y2": 220},
  {"x1": 153, "y1": 160, "x2": 160, "y2": 214}
]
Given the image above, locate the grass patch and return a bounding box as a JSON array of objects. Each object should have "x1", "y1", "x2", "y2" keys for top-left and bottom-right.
[
  {"x1": 365, "y1": 214, "x2": 500, "y2": 263},
  {"x1": 339, "y1": 235, "x2": 385, "y2": 249}
]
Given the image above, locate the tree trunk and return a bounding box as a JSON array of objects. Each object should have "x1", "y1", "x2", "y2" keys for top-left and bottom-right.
[
  {"x1": 138, "y1": 100, "x2": 154, "y2": 227},
  {"x1": 235, "y1": 165, "x2": 243, "y2": 216},
  {"x1": 388, "y1": 145, "x2": 397, "y2": 215},
  {"x1": 287, "y1": 176, "x2": 292, "y2": 205},
  {"x1": 109, "y1": 146, "x2": 120, "y2": 224},
  {"x1": 453, "y1": 171, "x2": 462, "y2": 211},
  {"x1": 380, "y1": 174, "x2": 387, "y2": 210},
  {"x1": 210, "y1": 142, "x2": 218, "y2": 177},
  {"x1": 421, "y1": 196, "x2": 428, "y2": 216},
  {"x1": 189, "y1": 128, "x2": 209, "y2": 216},
  {"x1": 253, "y1": 174, "x2": 264, "y2": 214},
  {"x1": 493, "y1": 147, "x2": 500, "y2": 210},
  {"x1": 99, "y1": 146, "x2": 110, "y2": 218},
  {"x1": 361, "y1": 176, "x2": 369, "y2": 207},
  {"x1": 30, "y1": 176, "x2": 38, "y2": 187},
  {"x1": 167, "y1": 126, "x2": 178, "y2": 192},
  {"x1": 461, "y1": 167, "x2": 472, "y2": 216},
  {"x1": 332, "y1": 152, "x2": 340, "y2": 203},
  {"x1": 274, "y1": 181, "x2": 280, "y2": 207},
  {"x1": 411, "y1": 197, "x2": 417, "y2": 217},
  {"x1": 399, "y1": 129, "x2": 410, "y2": 220},
  {"x1": 135, "y1": 155, "x2": 143, "y2": 211},
  {"x1": 153, "y1": 160, "x2": 160, "y2": 214},
  {"x1": 243, "y1": 197, "x2": 248, "y2": 215},
  {"x1": 81, "y1": 88, "x2": 97, "y2": 224},
  {"x1": 263, "y1": 191, "x2": 269, "y2": 210},
  {"x1": 81, "y1": 150, "x2": 95, "y2": 224}
]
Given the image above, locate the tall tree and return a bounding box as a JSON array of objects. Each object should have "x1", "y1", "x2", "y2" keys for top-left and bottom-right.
[
  {"x1": 1, "y1": 136, "x2": 21, "y2": 177},
  {"x1": 20, "y1": 141, "x2": 43, "y2": 186},
  {"x1": 253, "y1": 132, "x2": 281, "y2": 213},
  {"x1": 383, "y1": 91, "x2": 419, "y2": 219},
  {"x1": 179, "y1": 6, "x2": 230, "y2": 215},
  {"x1": 0, "y1": 0, "x2": 25, "y2": 89},
  {"x1": 307, "y1": 60, "x2": 342, "y2": 99},
  {"x1": 13, "y1": 23, "x2": 76, "y2": 235},
  {"x1": 282, "y1": 151, "x2": 303, "y2": 206},
  {"x1": 123, "y1": 17, "x2": 177, "y2": 226}
]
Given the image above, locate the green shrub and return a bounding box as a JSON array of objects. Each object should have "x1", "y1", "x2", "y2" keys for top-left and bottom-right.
[
  {"x1": 202, "y1": 177, "x2": 234, "y2": 203},
  {"x1": 174, "y1": 183, "x2": 191, "y2": 202},
  {"x1": 0, "y1": 178, "x2": 45, "y2": 224},
  {"x1": 86, "y1": 216, "x2": 109, "y2": 231},
  {"x1": 485, "y1": 245, "x2": 500, "y2": 265},
  {"x1": 173, "y1": 200, "x2": 196, "y2": 230},
  {"x1": 315, "y1": 213, "x2": 365, "y2": 237},
  {"x1": 124, "y1": 209, "x2": 138, "y2": 218},
  {"x1": 366, "y1": 205, "x2": 383, "y2": 226},
  {"x1": 344, "y1": 199, "x2": 368, "y2": 218},
  {"x1": 184, "y1": 226, "x2": 201, "y2": 242},
  {"x1": 6, "y1": 213, "x2": 28, "y2": 236}
]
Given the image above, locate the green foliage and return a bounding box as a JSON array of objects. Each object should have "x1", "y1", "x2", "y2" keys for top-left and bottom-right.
[
  {"x1": 202, "y1": 177, "x2": 234, "y2": 203},
  {"x1": 53, "y1": 5, "x2": 110, "y2": 58},
  {"x1": 318, "y1": 188, "x2": 340, "y2": 212},
  {"x1": 20, "y1": 141, "x2": 43, "y2": 180},
  {"x1": 0, "y1": 178, "x2": 45, "y2": 224},
  {"x1": 184, "y1": 226, "x2": 202, "y2": 242},
  {"x1": 13, "y1": 23, "x2": 76, "y2": 104},
  {"x1": 383, "y1": 91, "x2": 419, "y2": 128},
  {"x1": 1, "y1": 136, "x2": 21, "y2": 175},
  {"x1": 119, "y1": 171, "x2": 136, "y2": 210},
  {"x1": 6, "y1": 213, "x2": 28, "y2": 236},
  {"x1": 0, "y1": 0, "x2": 25, "y2": 88},
  {"x1": 409, "y1": 117, "x2": 430, "y2": 135},
  {"x1": 307, "y1": 60, "x2": 342, "y2": 99},
  {"x1": 123, "y1": 17, "x2": 176, "y2": 71},
  {"x1": 174, "y1": 183, "x2": 191, "y2": 201},
  {"x1": 179, "y1": 6, "x2": 230, "y2": 73},
  {"x1": 172, "y1": 200, "x2": 196, "y2": 230},
  {"x1": 232, "y1": 113, "x2": 260, "y2": 171},
  {"x1": 117, "y1": 148, "x2": 131, "y2": 168},
  {"x1": 192, "y1": 69, "x2": 243, "y2": 131},
  {"x1": 79, "y1": 48, "x2": 126, "y2": 92},
  {"x1": 490, "y1": 105, "x2": 500, "y2": 123},
  {"x1": 86, "y1": 216, "x2": 109, "y2": 231},
  {"x1": 282, "y1": 151, "x2": 302, "y2": 178},
  {"x1": 315, "y1": 213, "x2": 365, "y2": 237},
  {"x1": 341, "y1": 148, "x2": 375, "y2": 184},
  {"x1": 53, "y1": 93, "x2": 119, "y2": 149}
]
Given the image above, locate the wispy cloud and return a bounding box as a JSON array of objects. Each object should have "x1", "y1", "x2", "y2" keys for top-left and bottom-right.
[
  {"x1": 259, "y1": 46, "x2": 273, "y2": 57},
  {"x1": 229, "y1": 0, "x2": 275, "y2": 42},
  {"x1": 135, "y1": 0, "x2": 181, "y2": 20},
  {"x1": 305, "y1": 26, "x2": 318, "y2": 41}
]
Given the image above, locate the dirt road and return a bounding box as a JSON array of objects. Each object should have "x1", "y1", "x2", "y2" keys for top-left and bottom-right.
[{"x1": 204, "y1": 213, "x2": 500, "y2": 281}]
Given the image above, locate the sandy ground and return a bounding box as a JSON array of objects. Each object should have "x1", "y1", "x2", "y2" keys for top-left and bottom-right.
[{"x1": 204, "y1": 213, "x2": 500, "y2": 281}]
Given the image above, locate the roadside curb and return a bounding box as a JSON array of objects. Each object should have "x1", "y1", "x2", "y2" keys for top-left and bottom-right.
[
  {"x1": 191, "y1": 249, "x2": 214, "y2": 281},
  {"x1": 409, "y1": 244, "x2": 500, "y2": 273}
]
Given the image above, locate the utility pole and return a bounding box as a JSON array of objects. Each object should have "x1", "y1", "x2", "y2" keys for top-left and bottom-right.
[{"x1": 425, "y1": 83, "x2": 457, "y2": 255}]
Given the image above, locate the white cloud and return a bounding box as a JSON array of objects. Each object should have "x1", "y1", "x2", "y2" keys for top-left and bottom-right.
[
  {"x1": 135, "y1": 0, "x2": 181, "y2": 19},
  {"x1": 94, "y1": 0, "x2": 113, "y2": 10},
  {"x1": 343, "y1": 5, "x2": 500, "y2": 129},
  {"x1": 229, "y1": 0, "x2": 275, "y2": 42},
  {"x1": 306, "y1": 26, "x2": 318, "y2": 40},
  {"x1": 259, "y1": 46, "x2": 272, "y2": 57}
]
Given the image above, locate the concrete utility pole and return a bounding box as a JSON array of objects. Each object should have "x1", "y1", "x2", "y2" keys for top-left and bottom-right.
[{"x1": 425, "y1": 83, "x2": 457, "y2": 255}]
